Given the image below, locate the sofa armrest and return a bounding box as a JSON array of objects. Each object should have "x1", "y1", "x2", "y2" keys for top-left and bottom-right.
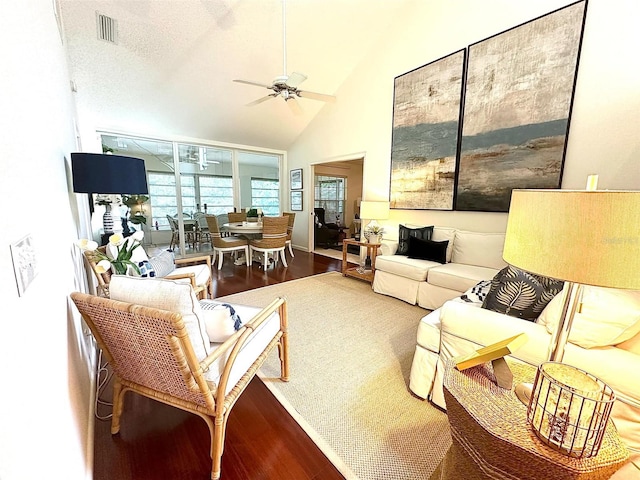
[{"x1": 380, "y1": 240, "x2": 399, "y2": 256}]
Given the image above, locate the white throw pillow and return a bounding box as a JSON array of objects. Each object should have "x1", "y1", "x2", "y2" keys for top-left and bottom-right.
[
  {"x1": 109, "y1": 276, "x2": 211, "y2": 360},
  {"x1": 431, "y1": 227, "x2": 456, "y2": 263},
  {"x1": 538, "y1": 286, "x2": 640, "y2": 349},
  {"x1": 200, "y1": 301, "x2": 244, "y2": 342},
  {"x1": 451, "y1": 231, "x2": 506, "y2": 269}
]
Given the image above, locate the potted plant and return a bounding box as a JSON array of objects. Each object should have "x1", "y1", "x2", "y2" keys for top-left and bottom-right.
[
  {"x1": 121, "y1": 194, "x2": 149, "y2": 225},
  {"x1": 365, "y1": 224, "x2": 384, "y2": 244}
]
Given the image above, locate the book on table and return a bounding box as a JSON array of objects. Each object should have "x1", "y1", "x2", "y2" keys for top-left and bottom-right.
[{"x1": 454, "y1": 333, "x2": 528, "y2": 371}]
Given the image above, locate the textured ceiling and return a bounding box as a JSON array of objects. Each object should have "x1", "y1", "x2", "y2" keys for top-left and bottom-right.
[{"x1": 60, "y1": 0, "x2": 408, "y2": 151}]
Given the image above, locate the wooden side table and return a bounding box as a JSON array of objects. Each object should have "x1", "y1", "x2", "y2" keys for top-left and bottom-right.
[
  {"x1": 341, "y1": 238, "x2": 380, "y2": 284},
  {"x1": 432, "y1": 359, "x2": 629, "y2": 480}
]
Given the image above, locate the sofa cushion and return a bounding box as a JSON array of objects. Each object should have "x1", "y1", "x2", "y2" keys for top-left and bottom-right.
[
  {"x1": 407, "y1": 236, "x2": 448, "y2": 264},
  {"x1": 538, "y1": 286, "x2": 640, "y2": 349},
  {"x1": 428, "y1": 263, "x2": 499, "y2": 293},
  {"x1": 482, "y1": 266, "x2": 564, "y2": 321},
  {"x1": 431, "y1": 227, "x2": 456, "y2": 263},
  {"x1": 171, "y1": 263, "x2": 211, "y2": 287},
  {"x1": 375, "y1": 254, "x2": 440, "y2": 282},
  {"x1": 396, "y1": 224, "x2": 433, "y2": 256},
  {"x1": 416, "y1": 309, "x2": 442, "y2": 352},
  {"x1": 451, "y1": 231, "x2": 506, "y2": 269},
  {"x1": 109, "y1": 276, "x2": 211, "y2": 362}
]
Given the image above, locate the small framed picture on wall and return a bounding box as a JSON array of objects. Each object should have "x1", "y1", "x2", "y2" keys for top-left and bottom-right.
[
  {"x1": 290, "y1": 191, "x2": 303, "y2": 211},
  {"x1": 290, "y1": 168, "x2": 303, "y2": 190}
]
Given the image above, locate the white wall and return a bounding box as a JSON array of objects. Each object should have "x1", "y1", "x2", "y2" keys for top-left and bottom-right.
[
  {"x1": 288, "y1": 0, "x2": 640, "y2": 249},
  {"x1": 0, "y1": 2, "x2": 95, "y2": 479}
]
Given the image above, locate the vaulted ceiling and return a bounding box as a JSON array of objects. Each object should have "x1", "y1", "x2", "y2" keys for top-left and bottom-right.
[{"x1": 60, "y1": 0, "x2": 408, "y2": 151}]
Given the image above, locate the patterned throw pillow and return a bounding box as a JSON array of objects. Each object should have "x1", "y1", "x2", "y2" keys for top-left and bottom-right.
[
  {"x1": 137, "y1": 260, "x2": 156, "y2": 278},
  {"x1": 460, "y1": 280, "x2": 492, "y2": 304},
  {"x1": 148, "y1": 250, "x2": 175, "y2": 277},
  {"x1": 482, "y1": 265, "x2": 564, "y2": 321},
  {"x1": 396, "y1": 224, "x2": 434, "y2": 256}
]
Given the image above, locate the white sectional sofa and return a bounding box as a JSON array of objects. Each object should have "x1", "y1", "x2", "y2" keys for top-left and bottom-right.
[
  {"x1": 373, "y1": 227, "x2": 507, "y2": 310},
  {"x1": 411, "y1": 290, "x2": 640, "y2": 475}
]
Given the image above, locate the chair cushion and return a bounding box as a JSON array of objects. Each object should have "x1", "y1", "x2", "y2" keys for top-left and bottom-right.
[
  {"x1": 171, "y1": 264, "x2": 211, "y2": 287},
  {"x1": 481, "y1": 265, "x2": 564, "y2": 321},
  {"x1": 109, "y1": 276, "x2": 211, "y2": 361},
  {"x1": 538, "y1": 286, "x2": 640, "y2": 348},
  {"x1": 431, "y1": 227, "x2": 456, "y2": 262},
  {"x1": 396, "y1": 224, "x2": 434, "y2": 256}
]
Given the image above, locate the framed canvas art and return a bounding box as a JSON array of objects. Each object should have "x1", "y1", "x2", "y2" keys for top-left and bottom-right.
[
  {"x1": 456, "y1": 1, "x2": 587, "y2": 212},
  {"x1": 389, "y1": 49, "x2": 466, "y2": 210}
]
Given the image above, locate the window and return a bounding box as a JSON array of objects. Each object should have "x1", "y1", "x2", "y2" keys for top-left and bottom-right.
[
  {"x1": 314, "y1": 175, "x2": 347, "y2": 224},
  {"x1": 199, "y1": 175, "x2": 234, "y2": 215},
  {"x1": 251, "y1": 177, "x2": 280, "y2": 216}
]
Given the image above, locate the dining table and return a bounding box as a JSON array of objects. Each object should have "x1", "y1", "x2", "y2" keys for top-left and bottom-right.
[{"x1": 222, "y1": 222, "x2": 264, "y2": 265}]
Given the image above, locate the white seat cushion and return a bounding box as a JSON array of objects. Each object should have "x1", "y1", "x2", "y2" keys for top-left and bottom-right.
[
  {"x1": 202, "y1": 302, "x2": 280, "y2": 396},
  {"x1": 427, "y1": 263, "x2": 498, "y2": 292},
  {"x1": 375, "y1": 255, "x2": 440, "y2": 282},
  {"x1": 172, "y1": 264, "x2": 211, "y2": 287}
]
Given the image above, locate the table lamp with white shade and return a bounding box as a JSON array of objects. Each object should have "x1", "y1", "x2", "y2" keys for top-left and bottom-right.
[
  {"x1": 503, "y1": 184, "x2": 640, "y2": 457},
  {"x1": 359, "y1": 200, "x2": 389, "y2": 240}
]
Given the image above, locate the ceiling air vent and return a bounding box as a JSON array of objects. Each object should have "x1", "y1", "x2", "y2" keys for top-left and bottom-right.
[{"x1": 96, "y1": 12, "x2": 117, "y2": 44}]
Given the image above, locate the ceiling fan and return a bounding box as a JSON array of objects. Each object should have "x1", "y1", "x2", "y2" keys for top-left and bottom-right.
[{"x1": 233, "y1": 0, "x2": 336, "y2": 114}]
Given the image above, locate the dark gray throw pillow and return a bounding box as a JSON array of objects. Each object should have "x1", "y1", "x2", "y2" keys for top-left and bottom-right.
[
  {"x1": 482, "y1": 265, "x2": 564, "y2": 321},
  {"x1": 407, "y1": 236, "x2": 448, "y2": 263},
  {"x1": 397, "y1": 224, "x2": 434, "y2": 255}
]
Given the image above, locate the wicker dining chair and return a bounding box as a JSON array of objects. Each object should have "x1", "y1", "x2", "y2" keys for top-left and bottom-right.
[
  {"x1": 227, "y1": 212, "x2": 246, "y2": 223},
  {"x1": 205, "y1": 214, "x2": 249, "y2": 269},
  {"x1": 283, "y1": 212, "x2": 296, "y2": 258},
  {"x1": 249, "y1": 216, "x2": 289, "y2": 270},
  {"x1": 70, "y1": 287, "x2": 289, "y2": 480}
]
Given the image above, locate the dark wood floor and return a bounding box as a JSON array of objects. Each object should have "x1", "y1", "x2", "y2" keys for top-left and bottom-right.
[{"x1": 93, "y1": 250, "x2": 347, "y2": 480}]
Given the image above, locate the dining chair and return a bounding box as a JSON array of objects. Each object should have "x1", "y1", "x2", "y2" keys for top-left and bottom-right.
[
  {"x1": 283, "y1": 212, "x2": 296, "y2": 258},
  {"x1": 194, "y1": 212, "x2": 211, "y2": 248},
  {"x1": 249, "y1": 216, "x2": 289, "y2": 270},
  {"x1": 166, "y1": 215, "x2": 180, "y2": 251},
  {"x1": 227, "y1": 212, "x2": 247, "y2": 223},
  {"x1": 205, "y1": 214, "x2": 250, "y2": 269}
]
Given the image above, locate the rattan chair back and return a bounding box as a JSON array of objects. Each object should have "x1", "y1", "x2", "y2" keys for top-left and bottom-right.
[
  {"x1": 283, "y1": 212, "x2": 296, "y2": 241},
  {"x1": 227, "y1": 212, "x2": 246, "y2": 223},
  {"x1": 252, "y1": 216, "x2": 288, "y2": 249}
]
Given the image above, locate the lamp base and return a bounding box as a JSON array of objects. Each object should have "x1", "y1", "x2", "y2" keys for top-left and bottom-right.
[{"x1": 515, "y1": 382, "x2": 533, "y2": 405}]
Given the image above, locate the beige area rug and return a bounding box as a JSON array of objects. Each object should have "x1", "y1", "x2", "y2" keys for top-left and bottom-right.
[{"x1": 218, "y1": 272, "x2": 451, "y2": 480}]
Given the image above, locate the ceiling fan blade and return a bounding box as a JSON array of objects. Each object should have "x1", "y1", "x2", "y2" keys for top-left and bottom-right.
[
  {"x1": 246, "y1": 95, "x2": 276, "y2": 106},
  {"x1": 286, "y1": 98, "x2": 303, "y2": 115},
  {"x1": 234, "y1": 79, "x2": 273, "y2": 89},
  {"x1": 297, "y1": 90, "x2": 336, "y2": 103},
  {"x1": 287, "y1": 71, "x2": 308, "y2": 88}
]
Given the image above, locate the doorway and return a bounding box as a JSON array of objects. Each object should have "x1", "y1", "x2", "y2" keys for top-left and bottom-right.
[{"x1": 311, "y1": 157, "x2": 363, "y2": 259}]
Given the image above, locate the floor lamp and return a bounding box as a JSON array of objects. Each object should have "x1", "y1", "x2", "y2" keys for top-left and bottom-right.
[{"x1": 503, "y1": 188, "x2": 640, "y2": 402}]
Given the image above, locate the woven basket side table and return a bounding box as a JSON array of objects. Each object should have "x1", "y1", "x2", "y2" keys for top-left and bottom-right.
[{"x1": 434, "y1": 359, "x2": 629, "y2": 480}]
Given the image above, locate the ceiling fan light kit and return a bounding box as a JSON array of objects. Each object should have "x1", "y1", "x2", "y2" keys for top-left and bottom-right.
[{"x1": 233, "y1": 0, "x2": 335, "y2": 112}]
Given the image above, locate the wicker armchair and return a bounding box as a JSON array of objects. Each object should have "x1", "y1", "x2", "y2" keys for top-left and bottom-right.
[
  {"x1": 249, "y1": 216, "x2": 289, "y2": 270},
  {"x1": 70, "y1": 288, "x2": 289, "y2": 480},
  {"x1": 84, "y1": 245, "x2": 212, "y2": 299}
]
